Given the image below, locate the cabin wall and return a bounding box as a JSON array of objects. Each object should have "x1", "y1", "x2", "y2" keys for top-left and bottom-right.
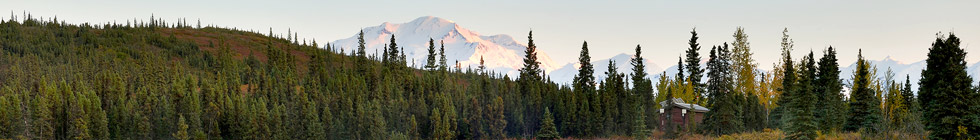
[{"x1": 658, "y1": 106, "x2": 706, "y2": 131}]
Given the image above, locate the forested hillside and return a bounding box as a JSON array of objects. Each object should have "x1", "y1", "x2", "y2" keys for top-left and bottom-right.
[{"x1": 0, "y1": 15, "x2": 977, "y2": 140}]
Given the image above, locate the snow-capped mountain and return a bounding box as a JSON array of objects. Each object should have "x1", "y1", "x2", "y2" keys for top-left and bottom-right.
[
  {"x1": 840, "y1": 56, "x2": 925, "y2": 91},
  {"x1": 841, "y1": 56, "x2": 980, "y2": 92},
  {"x1": 548, "y1": 53, "x2": 663, "y2": 85},
  {"x1": 969, "y1": 62, "x2": 980, "y2": 82},
  {"x1": 327, "y1": 16, "x2": 980, "y2": 90},
  {"x1": 654, "y1": 58, "x2": 709, "y2": 84},
  {"x1": 330, "y1": 16, "x2": 561, "y2": 77}
]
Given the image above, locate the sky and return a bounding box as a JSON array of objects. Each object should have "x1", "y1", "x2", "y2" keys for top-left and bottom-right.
[{"x1": 4, "y1": 0, "x2": 979, "y2": 69}]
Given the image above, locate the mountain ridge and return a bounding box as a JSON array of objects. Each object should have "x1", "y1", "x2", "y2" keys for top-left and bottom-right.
[
  {"x1": 329, "y1": 16, "x2": 980, "y2": 89},
  {"x1": 330, "y1": 16, "x2": 561, "y2": 77}
]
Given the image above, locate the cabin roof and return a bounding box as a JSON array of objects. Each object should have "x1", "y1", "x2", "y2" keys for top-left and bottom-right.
[{"x1": 659, "y1": 98, "x2": 710, "y2": 112}]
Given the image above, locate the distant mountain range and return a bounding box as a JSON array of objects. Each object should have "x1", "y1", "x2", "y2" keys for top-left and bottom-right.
[
  {"x1": 331, "y1": 16, "x2": 980, "y2": 89},
  {"x1": 547, "y1": 53, "x2": 664, "y2": 85},
  {"x1": 840, "y1": 56, "x2": 980, "y2": 92},
  {"x1": 330, "y1": 16, "x2": 561, "y2": 77}
]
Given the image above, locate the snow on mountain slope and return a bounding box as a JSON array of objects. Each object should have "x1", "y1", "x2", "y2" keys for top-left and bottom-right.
[
  {"x1": 840, "y1": 56, "x2": 980, "y2": 92},
  {"x1": 326, "y1": 16, "x2": 980, "y2": 89},
  {"x1": 969, "y1": 62, "x2": 980, "y2": 82},
  {"x1": 653, "y1": 59, "x2": 709, "y2": 84},
  {"x1": 329, "y1": 16, "x2": 560, "y2": 77},
  {"x1": 549, "y1": 53, "x2": 663, "y2": 85},
  {"x1": 840, "y1": 56, "x2": 923, "y2": 91}
]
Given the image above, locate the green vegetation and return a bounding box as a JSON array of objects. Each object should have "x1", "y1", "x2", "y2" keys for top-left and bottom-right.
[
  {"x1": 0, "y1": 14, "x2": 976, "y2": 140},
  {"x1": 701, "y1": 43, "x2": 742, "y2": 135},
  {"x1": 919, "y1": 33, "x2": 980, "y2": 139},
  {"x1": 845, "y1": 50, "x2": 884, "y2": 133}
]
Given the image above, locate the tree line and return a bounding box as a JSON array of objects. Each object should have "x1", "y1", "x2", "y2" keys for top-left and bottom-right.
[{"x1": 0, "y1": 14, "x2": 977, "y2": 140}]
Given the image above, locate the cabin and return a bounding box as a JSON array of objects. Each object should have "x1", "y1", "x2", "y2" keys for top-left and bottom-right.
[{"x1": 658, "y1": 98, "x2": 709, "y2": 131}]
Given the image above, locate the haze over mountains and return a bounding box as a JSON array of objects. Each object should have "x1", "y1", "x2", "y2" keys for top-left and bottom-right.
[{"x1": 332, "y1": 16, "x2": 980, "y2": 87}]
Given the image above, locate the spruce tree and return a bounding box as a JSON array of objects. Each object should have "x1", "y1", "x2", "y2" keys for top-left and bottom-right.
[
  {"x1": 901, "y1": 75, "x2": 914, "y2": 110},
  {"x1": 67, "y1": 85, "x2": 92, "y2": 140},
  {"x1": 84, "y1": 88, "x2": 110, "y2": 140},
  {"x1": 701, "y1": 44, "x2": 742, "y2": 135},
  {"x1": 431, "y1": 107, "x2": 447, "y2": 140},
  {"x1": 918, "y1": 33, "x2": 980, "y2": 139},
  {"x1": 173, "y1": 115, "x2": 190, "y2": 140},
  {"x1": 631, "y1": 105, "x2": 650, "y2": 139},
  {"x1": 787, "y1": 51, "x2": 817, "y2": 140},
  {"x1": 536, "y1": 107, "x2": 559, "y2": 140},
  {"x1": 816, "y1": 46, "x2": 845, "y2": 132},
  {"x1": 425, "y1": 38, "x2": 438, "y2": 71},
  {"x1": 399, "y1": 45, "x2": 407, "y2": 65},
  {"x1": 844, "y1": 50, "x2": 883, "y2": 132},
  {"x1": 431, "y1": 93, "x2": 457, "y2": 140},
  {"x1": 599, "y1": 59, "x2": 630, "y2": 134},
  {"x1": 575, "y1": 41, "x2": 595, "y2": 93},
  {"x1": 203, "y1": 102, "x2": 221, "y2": 139},
  {"x1": 685, "y1": 28, "x2": 705, "y2": 101},
  {"x1": 439, "y1": 40, "x2": 448, "y2": 72},
  {"x1": 357, "y1": 30, "x2": 366, "y2": 57},
  {"x1": 519, "y1": 30, "x2": 544, "y2": 136},
  {"x1": 409, "y1": 115, "x2": 420, "y2": 140},
  {"x1": 0, "y1": 89, "x2": 24, "y2": 139},
  {"x1": 32, "y1": 81, "x2": 55, "y2": 139},
  {"x1": 301, "y1": 95, "x2": 325, "y2": 140},
  {"x1": 572, "y1": 41, "x2": 595, "y2": 137},
  {"x1": 901, "y1": 75, "x2": 925, "y2": 134},
  {"x1": 630, "y1": 44, "x2": 656, "y2": 131},
  {"x1": 371, "y1": 100, "x2": 389, "y2": 140},
  {"x1": 676, "y1": 57, "x2": 685, "y2": 83},
  {"x1": 271, "y1": 104, "x2": 289, "y2": 140},
  {"x1": 520, "y1": 31, "x2": 543, "y2": 80},
  {"x1": 385, "y1": 34, "x2": 399, "y2": 65},
  {"x1": 489, "y1": 96, "x2": 506, "y2": 139},
  {"x1": 770, "y1": 28, "x2": 796, "y2": 129},
  {"x1": 382, "y1": 45, "x2": 389, "y2": 63},
  {"x1": 901, "y1": 75, "x2": 917, "y2": 125}
]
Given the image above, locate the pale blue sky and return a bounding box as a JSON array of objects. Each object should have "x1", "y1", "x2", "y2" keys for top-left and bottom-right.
[{"x1": 4, "y1": 0, "x2": 978, "y2": 69}]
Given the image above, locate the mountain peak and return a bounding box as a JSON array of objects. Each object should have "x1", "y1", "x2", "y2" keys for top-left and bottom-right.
[
  {"x1": 331, "y1": 16, "x2": 560, "y2": 78},
  {"x1": 612, "y1": 53, "x2": 634, "y2": 59},
  {"x1": 405, "y1": 16, "x2": 456, "y2": 32},
  {"x1": 409, "y1": 16, "x2": 455, "y2": 25},
  {"x1": 878, "y1": 55, "x2": 905, "y2": 65}
]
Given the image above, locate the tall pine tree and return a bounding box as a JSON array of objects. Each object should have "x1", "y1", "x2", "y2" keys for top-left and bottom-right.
[
  {"x1": 844, "y1": 50, "x2": 883, "y2": 133},
  {"x1": 357, "y1": 29, "x2": 366, "y2": 57},
  {"x1": 816, "y1": 46, "x2": 845, "y2": 132},
  {"x1": 700, "y1": 44, "x2": 742, "y2": 135},
  {"x1": 685, "y1": 28, "x2": 705, "y2": 102},
  {"x1": 385, "y1": 34, "x2": 399, "y2": 65},
  {"x1": 489, "y1": 96, "x2": 506, "y2": 139},
  {"x1": 571, "y1": 41, "x2": 595, "y2": 137},
  {"x1": 439, "y1": 40, "x2": 448, "y2": 72},
  {"x1": 630, "y1": 44, "x2": 656, "y2": 132},
  {"x1": 425, "y1": 38, "x2": 438, "y2": 71},
  {"x1": 536, "y1": 107, "x2": 559, "y2": 140},
  {"x1": 918, "y1": 33, "x2": 980, "y2": 139},
  {"x1": 518, "y1": 30, "x2": 544, "y2": 137},
  {"x1": 786, "y1": 51, "x2": 817, "y2": 140}
]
